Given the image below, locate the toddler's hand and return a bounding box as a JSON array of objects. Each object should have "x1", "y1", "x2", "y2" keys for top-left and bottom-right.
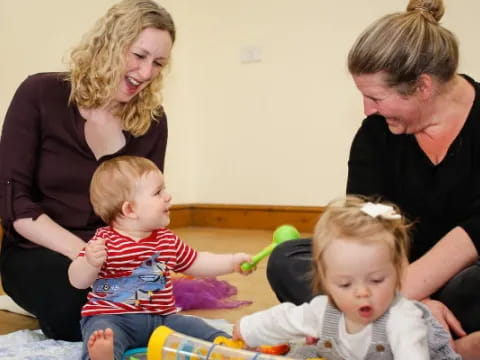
[
  {"x1": 232, "y1": 320, "x2": 244, "y2": 341},
  {"x1": 85, "y1": 238, "x2": 107, "y2": 268},
  {"x1": 232, "y1": 253, "x2": 254, "y2": 275}
]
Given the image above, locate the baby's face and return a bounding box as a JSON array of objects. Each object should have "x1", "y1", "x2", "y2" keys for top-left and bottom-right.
[
  {"x1": 133, "y1": 170, "x2": 172, "y2": 230},
  {"x1": 323, "y1": 238, "x2": 397, "y2": 334}
]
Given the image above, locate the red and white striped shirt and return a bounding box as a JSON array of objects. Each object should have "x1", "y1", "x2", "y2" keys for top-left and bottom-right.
[{"x1": 78, "y1": 226, "x2": 197, "y2": 317}]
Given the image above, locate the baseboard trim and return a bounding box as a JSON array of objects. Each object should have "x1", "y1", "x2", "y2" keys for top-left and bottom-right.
[{"x1": 169, "y1": 204, "x2": 324, "y2": 232}]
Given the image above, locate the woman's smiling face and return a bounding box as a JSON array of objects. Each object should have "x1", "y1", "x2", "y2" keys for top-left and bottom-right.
[
  {"x1": 353, "y1": 72, "x2": 426, "y2": 135},
  {"x1": 114, "y1": 27, "x2": 172, "y2": 104}
]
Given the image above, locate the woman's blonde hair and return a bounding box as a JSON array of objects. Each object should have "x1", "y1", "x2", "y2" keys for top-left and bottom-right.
[
  {"x1": 90, "y1": 155, "x2": 160, "y2": 224},
  {"x1": 311, "y1": 196, "x2": 410, "y2": 296},
  {"x1": 348, "y1": 0, "x2": 458, "y2": 95},
  {"x1": 68, "y1": 0, "x2": 175, "y2": 136}
]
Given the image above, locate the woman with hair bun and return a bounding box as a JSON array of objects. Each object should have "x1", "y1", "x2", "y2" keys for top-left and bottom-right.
[
  {"x1": 0, "y1": 0, "x2": 175, "y2": 341},
  {"x1": 267, "y1": 0, "x2": 480, "y2": 358}
]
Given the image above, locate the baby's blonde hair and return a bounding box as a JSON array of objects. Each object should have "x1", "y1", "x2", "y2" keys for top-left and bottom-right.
[
  {"x1": 90, "y1": 155, "x2": 160, "y2": 224},
  {"x1": 68, "y1": 0, "x2": 175, "y2": 136},
  {"x1": 311, "y1": 196, "x2": 410, "y2": 296}
]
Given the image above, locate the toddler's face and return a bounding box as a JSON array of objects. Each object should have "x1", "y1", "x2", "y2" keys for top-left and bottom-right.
[
  {"x1": 322, "y1": 237, "x2": 397, "y2": 334},
  {"x1": 133, "y1": 170, "x2": 172, "y2": 230}
]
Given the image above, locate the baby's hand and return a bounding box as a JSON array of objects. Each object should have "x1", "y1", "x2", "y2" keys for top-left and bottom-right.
[
  {"x1": 232, "y1": 320, "x2": 244, "y2": 341},
  {"x1": 232, "y1": 253, "x2": 254, "y2": 275},
  {"x1": 85, "y1": 238, "x2": 107, "y2": 268}
]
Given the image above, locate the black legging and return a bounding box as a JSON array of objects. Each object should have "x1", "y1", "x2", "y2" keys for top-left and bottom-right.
[
  {"x1": 0, "y1": 242, "x2": 88, "y2": 341},
  {"x1": 267, "y1": 238, "x2": 480, "y2": 334}
]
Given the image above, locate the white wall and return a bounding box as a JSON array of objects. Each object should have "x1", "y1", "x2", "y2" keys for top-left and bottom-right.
[{"x1": 1, "y1": 1, "x2": 479, "y2": 206}]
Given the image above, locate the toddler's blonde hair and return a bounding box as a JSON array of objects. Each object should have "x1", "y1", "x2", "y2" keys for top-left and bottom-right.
[
  {"x1": 311, "y1": 195, "x2": 410, "y2": 295},
  {"x1": 90, "y1": 155, "x2": 160, "y2": 224}
]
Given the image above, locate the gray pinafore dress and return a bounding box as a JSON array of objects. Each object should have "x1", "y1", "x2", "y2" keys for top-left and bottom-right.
[{"x1": 288, "y1": 301, "x2": 461, "y2": 360}]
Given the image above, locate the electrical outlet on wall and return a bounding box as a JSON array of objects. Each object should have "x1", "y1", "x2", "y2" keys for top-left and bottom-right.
[{"x1": 240, "y1": 46, "x2": 262, "y2": 63}]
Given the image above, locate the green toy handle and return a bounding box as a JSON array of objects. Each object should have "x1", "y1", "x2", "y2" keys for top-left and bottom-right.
[
  {"x1": 241, "y1": 243, "x2": 276, "y2": 271},
  {"x1": 241, "y1": 225, "x2": 300, "y2": 272}
]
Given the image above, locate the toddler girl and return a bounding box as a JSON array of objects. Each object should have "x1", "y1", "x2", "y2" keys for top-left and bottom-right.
[{"x1": 233, "y1": 196, "x2": 460, "y2": 359}]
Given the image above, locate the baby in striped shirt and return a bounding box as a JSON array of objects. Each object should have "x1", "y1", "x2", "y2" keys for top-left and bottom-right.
[{"x1": 68, "y1": 155, "x2": 253, "y2": 360}]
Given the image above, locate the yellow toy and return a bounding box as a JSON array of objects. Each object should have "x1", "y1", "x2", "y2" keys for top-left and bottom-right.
[
  {"x1": 147, "y1": 326, "x2": 300, "y2": 360},
  {"x1": 121, "y1": 326, "x2": 326, "y2": 360}
]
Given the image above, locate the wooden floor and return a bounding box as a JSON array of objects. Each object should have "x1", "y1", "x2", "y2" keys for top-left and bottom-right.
[{"x1": 0, "y1": 227, "x2": 303, "y2": 336}]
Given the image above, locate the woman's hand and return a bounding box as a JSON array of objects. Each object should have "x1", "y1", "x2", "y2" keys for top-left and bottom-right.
[
  {"x1": 422, "y1": 298, "x2": 466, "y2": 348},
  {"x1": 14, "y1": 215, "x2": 87, "y2": 260}
]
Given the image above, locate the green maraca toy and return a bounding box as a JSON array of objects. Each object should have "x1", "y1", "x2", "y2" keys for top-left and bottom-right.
[{"x1": 241, "y1": 224, "x2": 301, "y2": 271}]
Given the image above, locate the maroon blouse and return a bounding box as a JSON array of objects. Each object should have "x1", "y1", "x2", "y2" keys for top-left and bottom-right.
[{"x1": 0, "y1": 73, "x2": 168, "y2": 246}]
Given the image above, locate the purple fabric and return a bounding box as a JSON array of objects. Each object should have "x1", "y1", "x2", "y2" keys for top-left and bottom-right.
[{"x1": 172, "y1": 277, "x2": 252, "y2": 310}]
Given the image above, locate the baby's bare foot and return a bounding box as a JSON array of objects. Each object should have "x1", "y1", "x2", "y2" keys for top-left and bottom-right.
[
  {"x1": 88, "y1": 328, "x2": 114, "y2": 360},
  {"x1": 455, "y1": 331, "x2": 480, "y2": 360}
]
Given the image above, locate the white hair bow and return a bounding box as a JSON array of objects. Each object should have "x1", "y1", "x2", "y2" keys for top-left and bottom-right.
[{"x1": 360, "y1": 202, "x2": 401, "y2": 220}]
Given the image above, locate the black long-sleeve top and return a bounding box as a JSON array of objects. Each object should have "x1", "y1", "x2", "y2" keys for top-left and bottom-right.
[
  {"x1": 347, "y1": 75, "x2": 480, "y2": 262},
  {"x1": 0, "y1": 73, "x2": 168, "y2": 246}
]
